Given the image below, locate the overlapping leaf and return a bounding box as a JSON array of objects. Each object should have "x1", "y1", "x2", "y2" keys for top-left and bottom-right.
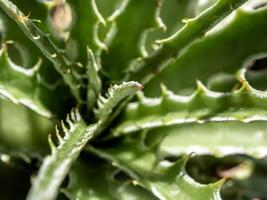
[
  {"x1": 27, "y1": 110, "x2": 89, "y2": 200},
  {"x1": 66, "y1": 0, "x2": 106, "y2": 63},
  {"x1": 145, "y1": 0, "x2": 199, "y2": 54},
  {"x1": 0, "y1": 0, "x2": 50, "y2": 66},
  {"x1": 89, "y1": 134, "x2": 223, "y2": 200},
  {"x1": 0, "y1": 45, "x2": 68, "y2": 117},
  {"x1": 0, "y1": 0, "x2": 84, "y2": 102},
  {"x1": 101, "y1": 0, "x2": 165, "y2": 80},
  {"x1": 64, "y1": 159, "x2": 158, "y2": 200},
  {"x1": 1, "y1": 0, "x2": 266, "y2": 200},
  {"x1": 146, "y1": 6, "x2": 267, "y2": 96},
  {"x1": 158, "y1": 121, "x2": 267, "y2": 158},
  {"x1": 0, "y1": 0, "x2": 61, "y2": 85},
  {"x1": 113, "y1": 69, "x2": 267, "y2": 137},
  {"x1": 27, "y1": 81, "x2": 142, "y2": 200}
]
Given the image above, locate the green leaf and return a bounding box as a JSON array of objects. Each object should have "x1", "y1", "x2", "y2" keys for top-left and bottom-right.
[
  {"x1": 95, "y1": 81, "x2": 143, "y2": 120},
  {"x1": 146, "y1": 6, "x2": 267, "y2": 96},
  {"x1": 66, "y1": 0, "x2": 106, "y2": 63},
  {"x1": 157, "y1": 121, "x2": 267, "y2": 158},
  {"x1": 95, "y1": 0, "x2": 125, "y2": 18},
  {"x1": 101, "y1": 0, "x2": 164, "y2": 80},
  {"x1": 26, "y1": 110, "x2": 89, "y2": 200},
  {"x1": 0, "y1": 45, "x2": 64, "y2": 117},
  {"x1": 0, "y1": 0, "x2": 65, "y2": 95},
  {"x1": 126, "y1": 0, "x2": 249, "y2": 85},
  {"x1": 113, "y1": 69, "x2": 267, "y2": 137},
  {"x1": 28, "y1": 81, "x2": 142, "y2": 200},
  {"x1": 141, "y1": 158, "x2": 223, "y2": 200},
  {"x1": 145, "y1": 0, "x2": 199, "y2": 54},
  {"x1": 64, "y1": 158, "x2": 158, "y2": 200},
  {"x1": 88, "y1": 135, "x2": 223, "y2": 200},
  {"x1": 0, "y1": 0, "x2": 52, "y2": 67},
  {"x1": 86, "y1": 47, "x2": 102, "y2": 109},
  {"x1": 0, "y1": 0, "x2": 83, "y2": 102}
]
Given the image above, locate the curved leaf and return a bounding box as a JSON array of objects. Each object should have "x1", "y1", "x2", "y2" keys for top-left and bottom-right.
[
  {"x1": 157, "y1": 121, "x2": 267, "y2": 158},
  {"x1": 66, "y1": 0, "x2": 106, "y2": 63},
  {"x1": 27, "y1": 81, "x2": 142, "y2": 200},
  {"x1": 0, "y1": 0, "x2": 83, "y2": 102},
  {"x1": 27, "y1": 110, "x2": 89, "y2": 200},
  {"x1": 113, "y1": 69, "x2": 267, "y2": 137},
  {"x1": 101, "y1": 0, "x2": 164, "y2": 80},
  {"x1": 88, "y1": 136, "x2": 223, "y2": 200},
  {"x1": 64, "y1": 159, "x2": 158, "y2": 200},
  {"x1": 0, "y1": 45, "x2": 64, "y2": 117},
  {"x1": 146, "y1": 6, "x2": 267, "y2": 96}
]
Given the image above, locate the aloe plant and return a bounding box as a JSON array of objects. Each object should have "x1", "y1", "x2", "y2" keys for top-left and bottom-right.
[{"x1": 0, "y1": 0, "x2": 267, "y2": 199}]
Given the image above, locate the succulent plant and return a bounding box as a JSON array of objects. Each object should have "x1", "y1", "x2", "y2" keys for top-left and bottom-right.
[{"x1": 0, "y1": 0, "x2": 267, "y2": 199}]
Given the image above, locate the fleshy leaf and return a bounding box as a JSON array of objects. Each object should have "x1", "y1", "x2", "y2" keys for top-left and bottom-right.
[
  {"x1": 157, "y1": 121, "x2": 267, "y2": 158},
  {"x1": 113, "y1": 69, "x2": 267, "y2": 137},
  {"x1": 146, "y1": 6, "x2": 267, "y2": 96},
  {"x1": 64, "y1": 158, "x2": 158, "y2": 200},
  {"x1": 0, "y1": 0, "x2": 83, "y2": 102},
  {"x1": 86, "y1": 47, "x2": 102, "y2": 109},
  {"x1": 145, "y1": 0, "x2": 199, "y2": 54},
  {"x1": 126, "y1": 0, "x2": 249, "y2": 85},
  {"x1": 95, "y1": 81, "x2": 143, "y2": 120},
  {"x1": 88, "y1": 135, "x2": 223, "y2": 200},
  {"x1": 0, "y1": 0, "x2": 53, "y2": 67},
  {"x1": 101, "y1": 0, "x2": 164, "y2": 80},
  {"x1": 141, "y1": 158, "x2": 223, "y2": 200},
  {"x1": 27, "y1": 81, "x2": 142, "y2": 200},
  {"x1": 66, "y1": 0, "x2": 106, "y2": 63},
  {"x1": 26, "y1": 110, "x2": 90, "y2": 200},
  {"x1": 0, "y1": 45, "x2": 63, "y2": 117}
]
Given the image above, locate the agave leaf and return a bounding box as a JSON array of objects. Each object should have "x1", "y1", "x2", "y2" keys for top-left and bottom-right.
[
  {"x1": 157, "y1": 121, "x2": 267, "y2": 158},
  {"x1": 111, "y1": 70, "x2": 267, "y2": 158},
  {"x1": 146, "y1": 6, "x2": 267, "y2": 96},
  {"x1": 126, "y1": 0, "x2": 249, "y2": 85},
  {"x1": 0, "y1": 0, "x2": 50, "y2": 66},
  {"x1": 95, "y1": 81, "x2": 143, "y2": 120},
  {"x1": 66, "y1": 0, "x2": 106, "y2": 63},
  {"x1": 26, "y1": 110, "x2": 90, "y2": 200},
  {"x1": 0, "y1": 0, "x2": 63, "y2": 87},
  {"x1": 0, "y1": 45, "x2": 66, "y2": 117},
  {"x1": 95, "y1": 0, "x2": 124, "y2": 18},
  {"x1": 88, "y1": 136, "x2": 223, "y2": 200},
  {"x1": 64, "y1": 159, "x2": 157, "y2": 200},
  {"x1": 145, "y1": 0, "x2": 199, "y2": 54},
  {"x1": 207, "y1": 69, "x2": 267, "y2": 93},
  {"x1": 113, "y1": 69, "x2": 267, "y2": 137},
  {"x1": 101, "y1": 0, "x2": 165, "y2": 80},
  {"x1": 86, "y1": 47, "x2": 102, "y2": 109},
  {"x1": 0, "y1": 0, "x2": 83, "y2": 102},
  {"x1": 27, "y1": 82, "x2": 142, "y2": 200},
  {"x1": 140, "y1": 158, "x2": 223, "y2": 200}
]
